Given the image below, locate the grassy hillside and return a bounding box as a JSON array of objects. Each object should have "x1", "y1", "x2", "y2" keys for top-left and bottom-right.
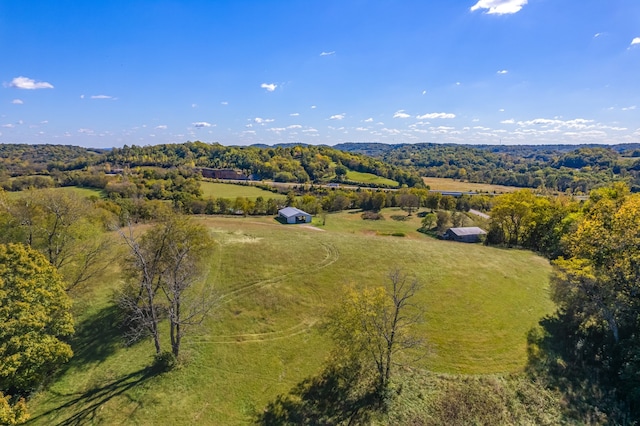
[
  {"x1": 199, "y1": 182, "x2": 280, "y2": 200},
  {"x1": 26, "y1": 209, "x2": 554, "y2": 424},
  {"x1": 345, "y1": 170, "x2": 399, "y2": 186}
]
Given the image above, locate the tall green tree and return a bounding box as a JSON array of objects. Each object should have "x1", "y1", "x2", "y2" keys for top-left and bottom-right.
[
  {"x1": 325, "y1": 269, "x2": 423, "y2": 400},
  {"x1": 0, "y1": 243, "x2": 74, "y2": 393},
  {"x1": 119, "y1": 213, "x2": 215, "y2": 359}
]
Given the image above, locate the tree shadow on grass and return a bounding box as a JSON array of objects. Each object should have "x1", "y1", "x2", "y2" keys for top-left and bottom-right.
[
  {"x1": 66, "y1": 303, "x2": 124, "y2": 369},
  {"x1": 256, "y1": 362, "x2": 378, "y2": 426},
  {"x1": 30, "y1": 366, "x2": 160, "y2": 426}
]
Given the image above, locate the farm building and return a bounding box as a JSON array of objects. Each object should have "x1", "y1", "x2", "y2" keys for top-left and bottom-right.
[
  {"x1": 278, "y1": 207, "x2": 312, "y2": 224},
  {"x1": 444, "y1": 227, "x2": 487, "y2": 243}
]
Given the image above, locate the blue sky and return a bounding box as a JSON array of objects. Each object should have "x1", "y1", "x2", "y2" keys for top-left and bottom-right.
[{"x1": 1, "y1": 0, "x2": 639, "y2": 148}]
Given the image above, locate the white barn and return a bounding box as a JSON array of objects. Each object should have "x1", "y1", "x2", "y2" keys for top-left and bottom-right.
[{"x1": 278, "y1": 207, "x2": 312, "y2": 224}]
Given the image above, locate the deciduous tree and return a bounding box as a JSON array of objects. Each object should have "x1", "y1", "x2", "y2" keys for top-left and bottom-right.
[
  {"x1": 0, "y1": 243, "x2": 74, "y2": 393},
  {"x1": 325, "y1": 269, "x2": 423, "y2": 399}
]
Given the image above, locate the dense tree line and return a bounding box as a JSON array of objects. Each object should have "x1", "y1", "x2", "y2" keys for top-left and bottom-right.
[
  {"x1": 337, "y1": 142, "x2": 640, "y2": 193},
  {"x1": 486, "y1": 184, "x2": 640, "y2": 421}
]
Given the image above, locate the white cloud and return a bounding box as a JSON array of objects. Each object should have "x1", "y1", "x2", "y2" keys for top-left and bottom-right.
[
  {"x1": 6, "y1": 76, "x2": 54, "y2": 90},
  {"x1": 287, "y1": 124, "x2": 302, "y2": 129},
  {"x1": 193, "y1": 122, "x2": 213, "y2": 128},
  {"x1": 631, "y1": 37, "x2": 640, "y2": 47},
  {"x1": 393, "y1": 110, "x2": 411, "y2": 119},
  {"x1": 261, "y1": 83, "x2": 277, "y2": 92},
  {"x1": 364, "y1": 117, "x2": 374, "y2": 122},
  {"x1": 311, "y1": 105, "x2": 317, "y2": 109},
  {"x1": 91, "y1": 95, "x2": 116, "y2": 100},
  {"x1": 192, "y1": 103, "x2": 198, "y2": 108},
  {"x1": 622, "y1": 106, "x2": 637, "y2": 111},
  {"x1": 329, "y1": 114, "x2": 345, "y2": 120},
  {"x1": 254, "y1": 117, "x2": 275, "y2": 124},
  {"x1": 2, "y1": 124, "x2": 15, "y2": 128},
  {"x1": 267, "y1": 127, "x2": 286, "y2": 133},
  {"x1": 416, "y1": 112, "x2": 456, "y2": 119},
  {"x1": 221, "y1": 101, "x2": 228, "y2": 105},
  {"x1": 501, "y1": 119, "x2": 515, "y2": 124},
  {"x1": 422, "y1": 90, "x2": 427, "y2": 95},
  {"x1": 290, "y1": 112, "x2": 300, "y2": 116},
  {"x1": 470, "y1": 0, "x2": 528, "y2": 15},
  {"x1": 356, "y1": 127, "x2": 369, "y2": 131},
  {"x1": 320, "y1": 51, "x2": 335, "y2": 56},
  {"x1": 302, "y1": 128, "x2": 318, "y2": 133},
  {"x1": 11, "y1": 99, "x2": 23, "y2": 104},
  {"x1": 155, "y1": 125, "x2": 168, "y2": 130},
  {"x1": 497, "y1": 69, "x2": 508, "y2": 74}
]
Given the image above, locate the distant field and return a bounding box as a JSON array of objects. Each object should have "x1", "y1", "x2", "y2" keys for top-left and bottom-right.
[
  {"x1": 27, "y1": 208, "x2": 554, "y2": 424},
  {"x1": 346, "y1": 170, "x2": 398, "y2": 186},
  {"x1": 200, "y1": 181, "x2": 282, "y2": 199},
  {"x1": 4, "y1": 186, "x2": 103, "y2": 200},
  {"x1": 423, "y1": 177, "x2": 520, "y2": 193}
]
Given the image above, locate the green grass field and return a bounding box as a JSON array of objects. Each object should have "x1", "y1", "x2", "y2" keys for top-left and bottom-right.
[
  {"x1": 345, "y1": 170, "x2": 399, "y2": 186},
  {"x1": 200, "y1": 181, "x2": 282, "y2": 200},
  {"x1": 422, "y1": 177, "x2": 520, "y2": 193},
  {"x1": 4, "y1": 186, "x2": 104, "y2": 200},
  {"x1": 26, "y1": 208, "x2": 554, "y2": 424}
]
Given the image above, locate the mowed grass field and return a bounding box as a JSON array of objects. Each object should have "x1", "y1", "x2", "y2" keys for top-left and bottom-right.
[
  {"x1": 200, "y1": 182, "x2": 281, "y2": 200},
  {"x1": 4, "y1": 185, "x2": 104, "y2": 200},
  {"x1": 346, "y1": 170, "x2": 399, "y2": 186},
  {"x1": 27, "y1": 209, "x2": 554, "y2": 425},
  {"x1": 423, "y1": 176, "x2": 520, "y2": 193}
]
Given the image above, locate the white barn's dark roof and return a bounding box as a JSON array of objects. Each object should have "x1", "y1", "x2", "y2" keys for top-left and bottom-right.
[
  {"x1": 278, "y1": 207, "x2": 310, "y2": 218},
  {"x1": 448, "y1": 227, "x2": 487, "y2": 236}
]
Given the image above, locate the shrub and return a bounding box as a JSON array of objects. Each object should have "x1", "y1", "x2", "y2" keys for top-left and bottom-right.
[{"x1": 362, "y1": 211, "x2": 384, "y2": 220}]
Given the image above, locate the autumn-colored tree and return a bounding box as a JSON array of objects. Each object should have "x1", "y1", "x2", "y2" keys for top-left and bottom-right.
[
  {"x1": 0, "y1": 391, "x2": 29, "y2": 425},
  {"x1": 325, "y1": 269, "x2": 423, "y2": 399},
  {"x1": 0, "y1": 243, "x2": 74, "y2": 393}
]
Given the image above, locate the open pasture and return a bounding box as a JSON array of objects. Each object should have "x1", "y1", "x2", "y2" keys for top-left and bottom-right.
[
  {"x1": 3, "y1": 185, "x2": 104, "y2": 200},
  {"x1": 27, "y1": 210, "x2": 554, "y2": 424},
  {"x1": 199, "y1": 181, "x2": 281, "y2": 200},
  {"x1": 422, "y1": 176, "x2": 520, "y2": 193},
  {"x1": 346, "y1": 170, "x2": 399, "y2": 186}
]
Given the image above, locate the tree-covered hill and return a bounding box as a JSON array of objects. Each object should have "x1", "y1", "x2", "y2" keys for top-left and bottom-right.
[{"x1": 335, "y1": 142, "x2": 640, "y2": 193}]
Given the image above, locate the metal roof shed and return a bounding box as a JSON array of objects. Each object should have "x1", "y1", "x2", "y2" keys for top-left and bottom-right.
[
  {"x1": 444, "y1": 227, "x2": 487, "y2": 243},
  {"x1": 278, "y1": 207, "x2": 312, "y2": 224}
]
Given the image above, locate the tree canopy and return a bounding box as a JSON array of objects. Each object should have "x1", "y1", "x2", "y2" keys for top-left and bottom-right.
[{"x1": 0, "y1": 243, "x2": 74, "y2": 393}]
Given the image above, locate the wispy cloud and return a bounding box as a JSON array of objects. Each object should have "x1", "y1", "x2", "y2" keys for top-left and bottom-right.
[
  {"x1": 631, "y1": 37, "x2": 640, "y2": 47},
  {"x1": 393, "y1": 110, "x2": 411, "y2": 119},
  {"x1": 155, "y1": 125, "x2": 168, "y2": 130},
  {"x1": 416, "y1": 112, "x2": 456, "y2": 119},
  {"x1": 320, "y1": 51, "x2": 335, "y2": 56},
  {"x1": 91, "y1": 95, "x2": 116, "y2": 100},
  {"x1": 364, "y1": 118, "x2": 374, "y2": 123},
  {"x1": 497, "y1": 69, "x2": 508, "y2": 74},
  {"x1": 6, "y1": 76, "x2": 54, "y2": 90},
  {"x1": 290, "y1": 112, "x2": 300, "y2": 117},
  {"x1": 261, "y1": 83, "x2": 277, "y2": 92},
  {"x1": 329, "y1": 114, "x2": 345, "y2": 120},
  {"x1": 470, "y1": 0, "x2": 528, "y2": 15},
  {"x1": 193, "y1": 122, "x2": 213, "y2": 128},
  {"x1": 254, "y1": 117, "x2": 275, "y2": 124},
  {"x1": 287, "y1": 124, "x2": 302, "y2": 129},
  {"x1": 501, "y1": 119, "x2": 516, "y2": 124},
  {"x1": 221, "y1": 101, "x2": 228, "y2": 105},
  {"x1": 622, "y1": 106, "x2": 637, "y2": 111},
  {"x1": 2, "y1": 124, "x2": 15, "y2": 128},
  {"x1": 11, "y1": 99, "x2": 23, "y2": 104}
]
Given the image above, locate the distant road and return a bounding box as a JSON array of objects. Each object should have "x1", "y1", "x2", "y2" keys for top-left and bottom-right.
[{"x1": 469, "y1": 209, "x2": 490, "y2": 219}]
